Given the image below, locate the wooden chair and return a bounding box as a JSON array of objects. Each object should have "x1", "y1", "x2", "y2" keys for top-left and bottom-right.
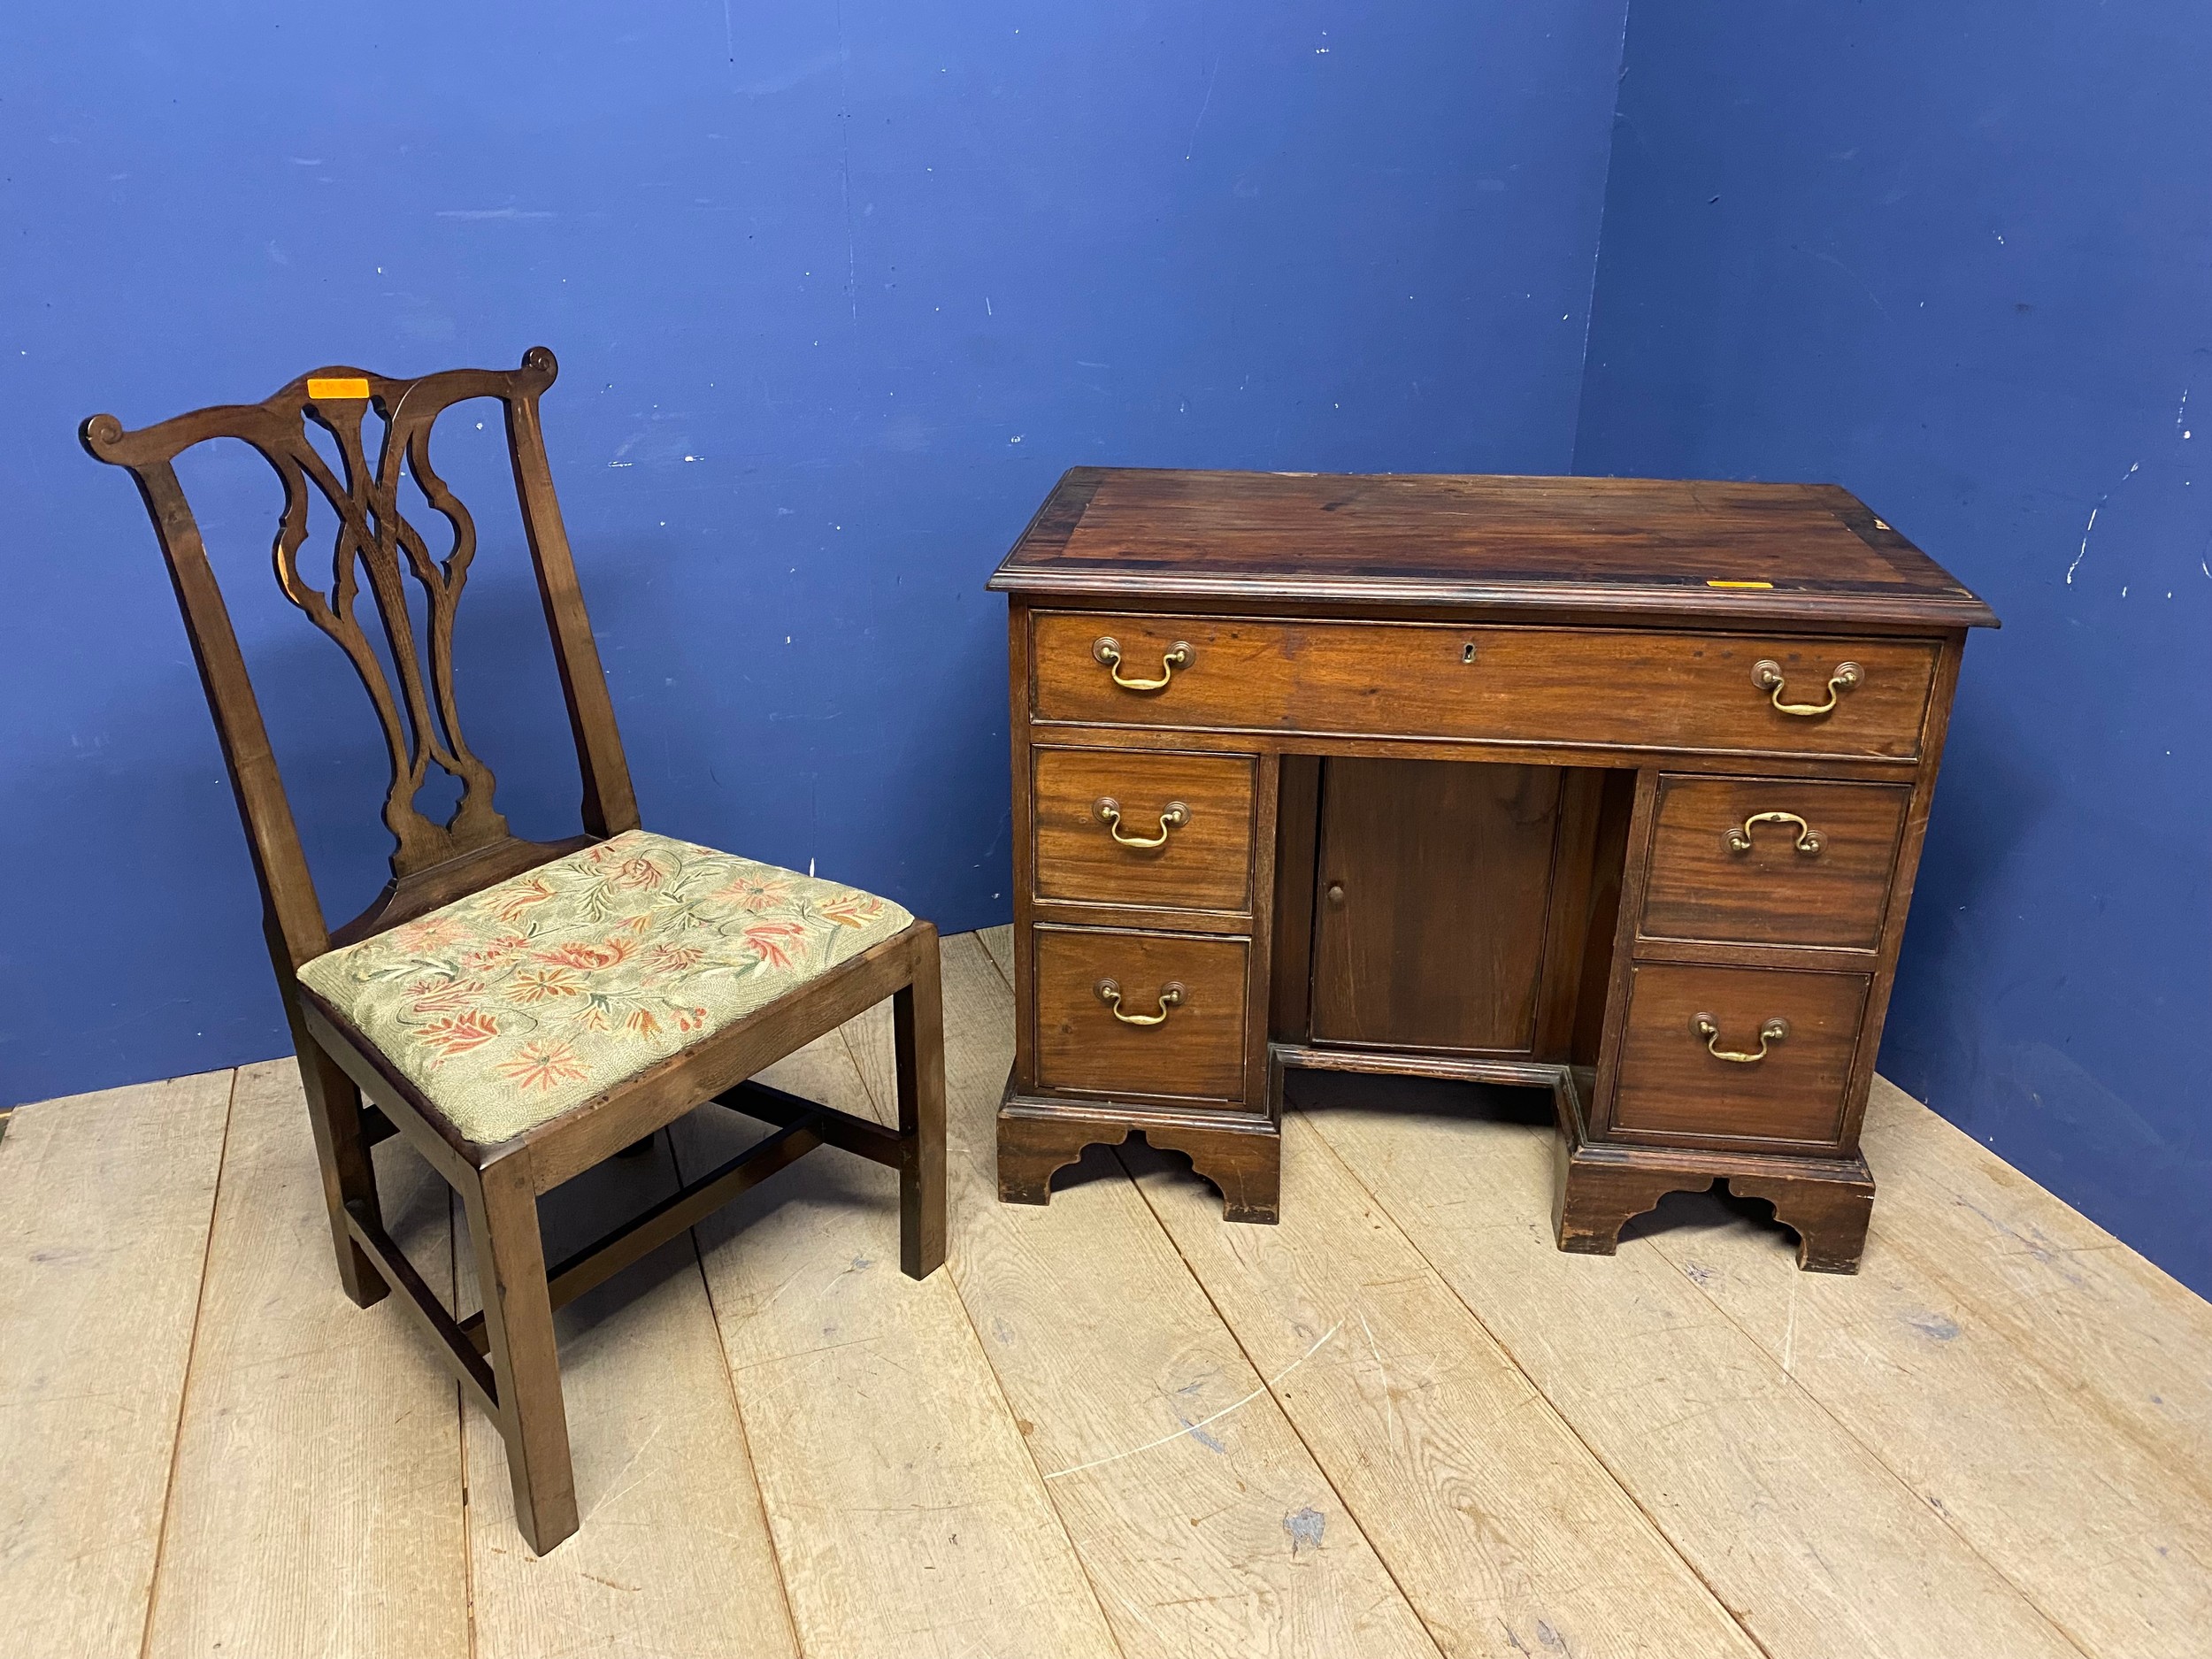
[{"x1": 81, "y1": 347, "x2": 946, "y2": 1555}]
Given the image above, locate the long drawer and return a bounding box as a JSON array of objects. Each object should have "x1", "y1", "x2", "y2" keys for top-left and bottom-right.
[{"x1": 1032, "y1": 611, "x2": 1938, "y2": 760}]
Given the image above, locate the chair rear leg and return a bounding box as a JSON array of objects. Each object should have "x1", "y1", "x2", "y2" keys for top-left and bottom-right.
[
  {"x1": 280, "y1": 977, "x2": 388, "y2": 1308},
  {"x1": 465, "y1": 1154, "x2": 580, "y2": 1554},
  {"x1": 895, "y1": 928, "x2": 948, "y2": 1279}
]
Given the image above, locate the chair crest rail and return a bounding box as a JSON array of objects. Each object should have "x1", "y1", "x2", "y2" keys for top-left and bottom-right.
[{"x1": 83, "y1": 353, "x2": 579, "y2": 885}]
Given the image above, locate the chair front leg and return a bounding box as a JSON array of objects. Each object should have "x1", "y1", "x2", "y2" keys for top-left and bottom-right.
[
  {"x1": 895, "y1": 926, "x2": 948, "y2": 1279},
  {"x1": 465, "y1": 1152, "x2": 580, "y2": 1555},
  {"x1": 277, "y1": 972, "x2": 388, "y2": 1309}
]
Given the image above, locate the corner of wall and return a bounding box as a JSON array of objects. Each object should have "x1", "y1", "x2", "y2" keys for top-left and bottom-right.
[{"x1": 1569, "y1": 0, "x2": 1637, "y2": 478}]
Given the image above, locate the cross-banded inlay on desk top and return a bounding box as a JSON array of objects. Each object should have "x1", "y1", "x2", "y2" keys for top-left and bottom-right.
[{"x1": 989, "y1": 468, "x2": 1996, "y2": 1271}]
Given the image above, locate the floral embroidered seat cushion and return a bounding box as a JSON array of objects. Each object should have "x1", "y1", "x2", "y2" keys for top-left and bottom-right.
[{"x1": 297, "y1": 830, "x2": 914, "y2": 1146}]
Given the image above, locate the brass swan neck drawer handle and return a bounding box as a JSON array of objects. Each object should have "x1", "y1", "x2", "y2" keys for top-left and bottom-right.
[
  {"x1": 1753, "y1": 658, "x2": 1862, "y2": 718},
  {"x1": 1092, "y1": 635, "x2": 1194, "y2": 692},
  {"x1": 1691, "y1": 1012, "x2": 1789, "y2": 1064},
  {"x1": 1097, "y1": 979, "x2": 1185, "y2": 1025},
  {"x1": 1094, "y1": 797, "x2": 1191, "y2": 849},
  {"x1": 1723, "y1": 811, "x2": 1825, "y2": 856}
]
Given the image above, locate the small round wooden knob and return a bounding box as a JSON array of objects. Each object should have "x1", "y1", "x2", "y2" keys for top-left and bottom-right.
[{"x1": 1325, "y1": 882, "x2": 1347, "y2": 906}]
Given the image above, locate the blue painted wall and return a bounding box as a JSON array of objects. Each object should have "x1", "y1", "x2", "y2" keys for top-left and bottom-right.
[
  {"x1": 1578, "y1": 3, "x2": 2212, "y2": 1290},
  {"x1": 1, "y1": 4, "x2": 1632, "y2": 1104}
]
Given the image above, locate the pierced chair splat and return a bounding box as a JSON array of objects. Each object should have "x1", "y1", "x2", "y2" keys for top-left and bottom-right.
[{"x1": 82, "y1": 348, "x2": 947, "y2": 1555}]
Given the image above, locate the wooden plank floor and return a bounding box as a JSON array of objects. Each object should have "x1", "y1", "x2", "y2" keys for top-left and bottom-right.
[{"x1": 4, "y1": 928, "x2": 2208, "y2": 1659}]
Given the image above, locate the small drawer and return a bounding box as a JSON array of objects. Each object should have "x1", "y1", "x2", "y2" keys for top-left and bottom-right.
[
  {"x1": 1032, "y1": 611, "x2": 1938, "y2": 761},
  {"x1": 1033, "y1": 747, "x2": 1256, "y2": 912},
  {"x1": 1611, "y1": 963, "x2": 1869, "y2": 1148},
  {"x1": 1033, "y1": 926, "x2": 1248, "y2": 1104},
  {"x1": 1638, "y1": 776, "x2": 1911, "y2": 952}
]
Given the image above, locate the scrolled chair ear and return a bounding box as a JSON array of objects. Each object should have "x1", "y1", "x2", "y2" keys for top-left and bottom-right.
[{"x1": 80, "y1": 411, "x2": 127, "y2": 457}]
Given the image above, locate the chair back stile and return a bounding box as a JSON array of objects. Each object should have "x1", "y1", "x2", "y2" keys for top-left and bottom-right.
[
  {"x1": 503, "y1": 377, "x2": 640, "y2": 845},
  {"x1": 81, "y1": 346, "x2": 638, "y2": 973}
]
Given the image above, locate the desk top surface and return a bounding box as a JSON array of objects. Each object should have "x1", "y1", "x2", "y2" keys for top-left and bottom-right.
[{"x1": 989, "y1": 469, "x2": 1997, "y2": 630}]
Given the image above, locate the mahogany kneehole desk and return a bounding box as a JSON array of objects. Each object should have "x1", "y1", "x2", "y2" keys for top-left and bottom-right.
[{"x1": 988, "y1": 469, "x2": 1996, "y2": 1271}]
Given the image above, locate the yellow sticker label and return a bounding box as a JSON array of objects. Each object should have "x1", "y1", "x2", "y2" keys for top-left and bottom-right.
[
  {"x1": 306, "y1": 376, "x2": 371, "y2": 400},
  {"x1": 1706, "y1": 579, "x2": 1775, "y2": 589}
]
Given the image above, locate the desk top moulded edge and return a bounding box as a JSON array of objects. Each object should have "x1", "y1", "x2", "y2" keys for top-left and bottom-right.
[{"x1": 987, "y1": 468, "x2": 2000, "y2": 634}]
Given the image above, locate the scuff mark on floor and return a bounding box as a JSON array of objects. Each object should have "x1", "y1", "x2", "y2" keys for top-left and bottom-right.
[
  {"x1": 1781, "y1": 1270, "x2": 1800, "y2": 1375},
  {"x1": 1357, "y1": 1309, "x2": 1398, "y2": 1443},
  {"x1": 1179, "y1": 1416, "x2": 1227, "y2": 1454},
  {"x1": 1283, "y1": 1506, "x2": 1325, "y2": 1555},
  {"x1": 1041, "y1": 1317, "x2": 1344, "y2": 1480},
  {"x1": 1904, "y1": 1310, "x2": 1962, "y2": 1341}
]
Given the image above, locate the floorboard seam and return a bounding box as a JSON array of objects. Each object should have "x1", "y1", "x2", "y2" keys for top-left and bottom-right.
[
  {"x1": 1851, "y1": 1209, "x2": 2212, "y2": 1509},
  {"x1": 1650, "y1": 1221, "x2": 2103, "y2": 1659},
  {"x1": 910, "y1": 949, "x2": 1148, "y2": 1659},
  {"x1": 1295, "y1": 1107, "x2": 1784, "y2": 1659},
  {"x1": 134, "y1": 1067, "x2": 242, "y2": 1659},
  {"x1": 936, "y1": 1249, "x2": 1135, "y2": 1659},
  {"x1": 832, "y1": 1023, "x2": 894, "y2": 1124},
  {"x1": 1116, "y1": 1141, "x2": 1448, "y2": 1659},
  {"x1": 973, "y1": 931, "x2": 1015, "y2": 994},
  {"x1": 668, "y1": 1125, "x2": 807, "y2": 1659}
]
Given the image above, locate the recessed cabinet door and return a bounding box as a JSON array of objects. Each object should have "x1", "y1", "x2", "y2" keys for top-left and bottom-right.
[{"x1": 1310, "y1": 758, "x2": 1563, "y2": 1053}]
